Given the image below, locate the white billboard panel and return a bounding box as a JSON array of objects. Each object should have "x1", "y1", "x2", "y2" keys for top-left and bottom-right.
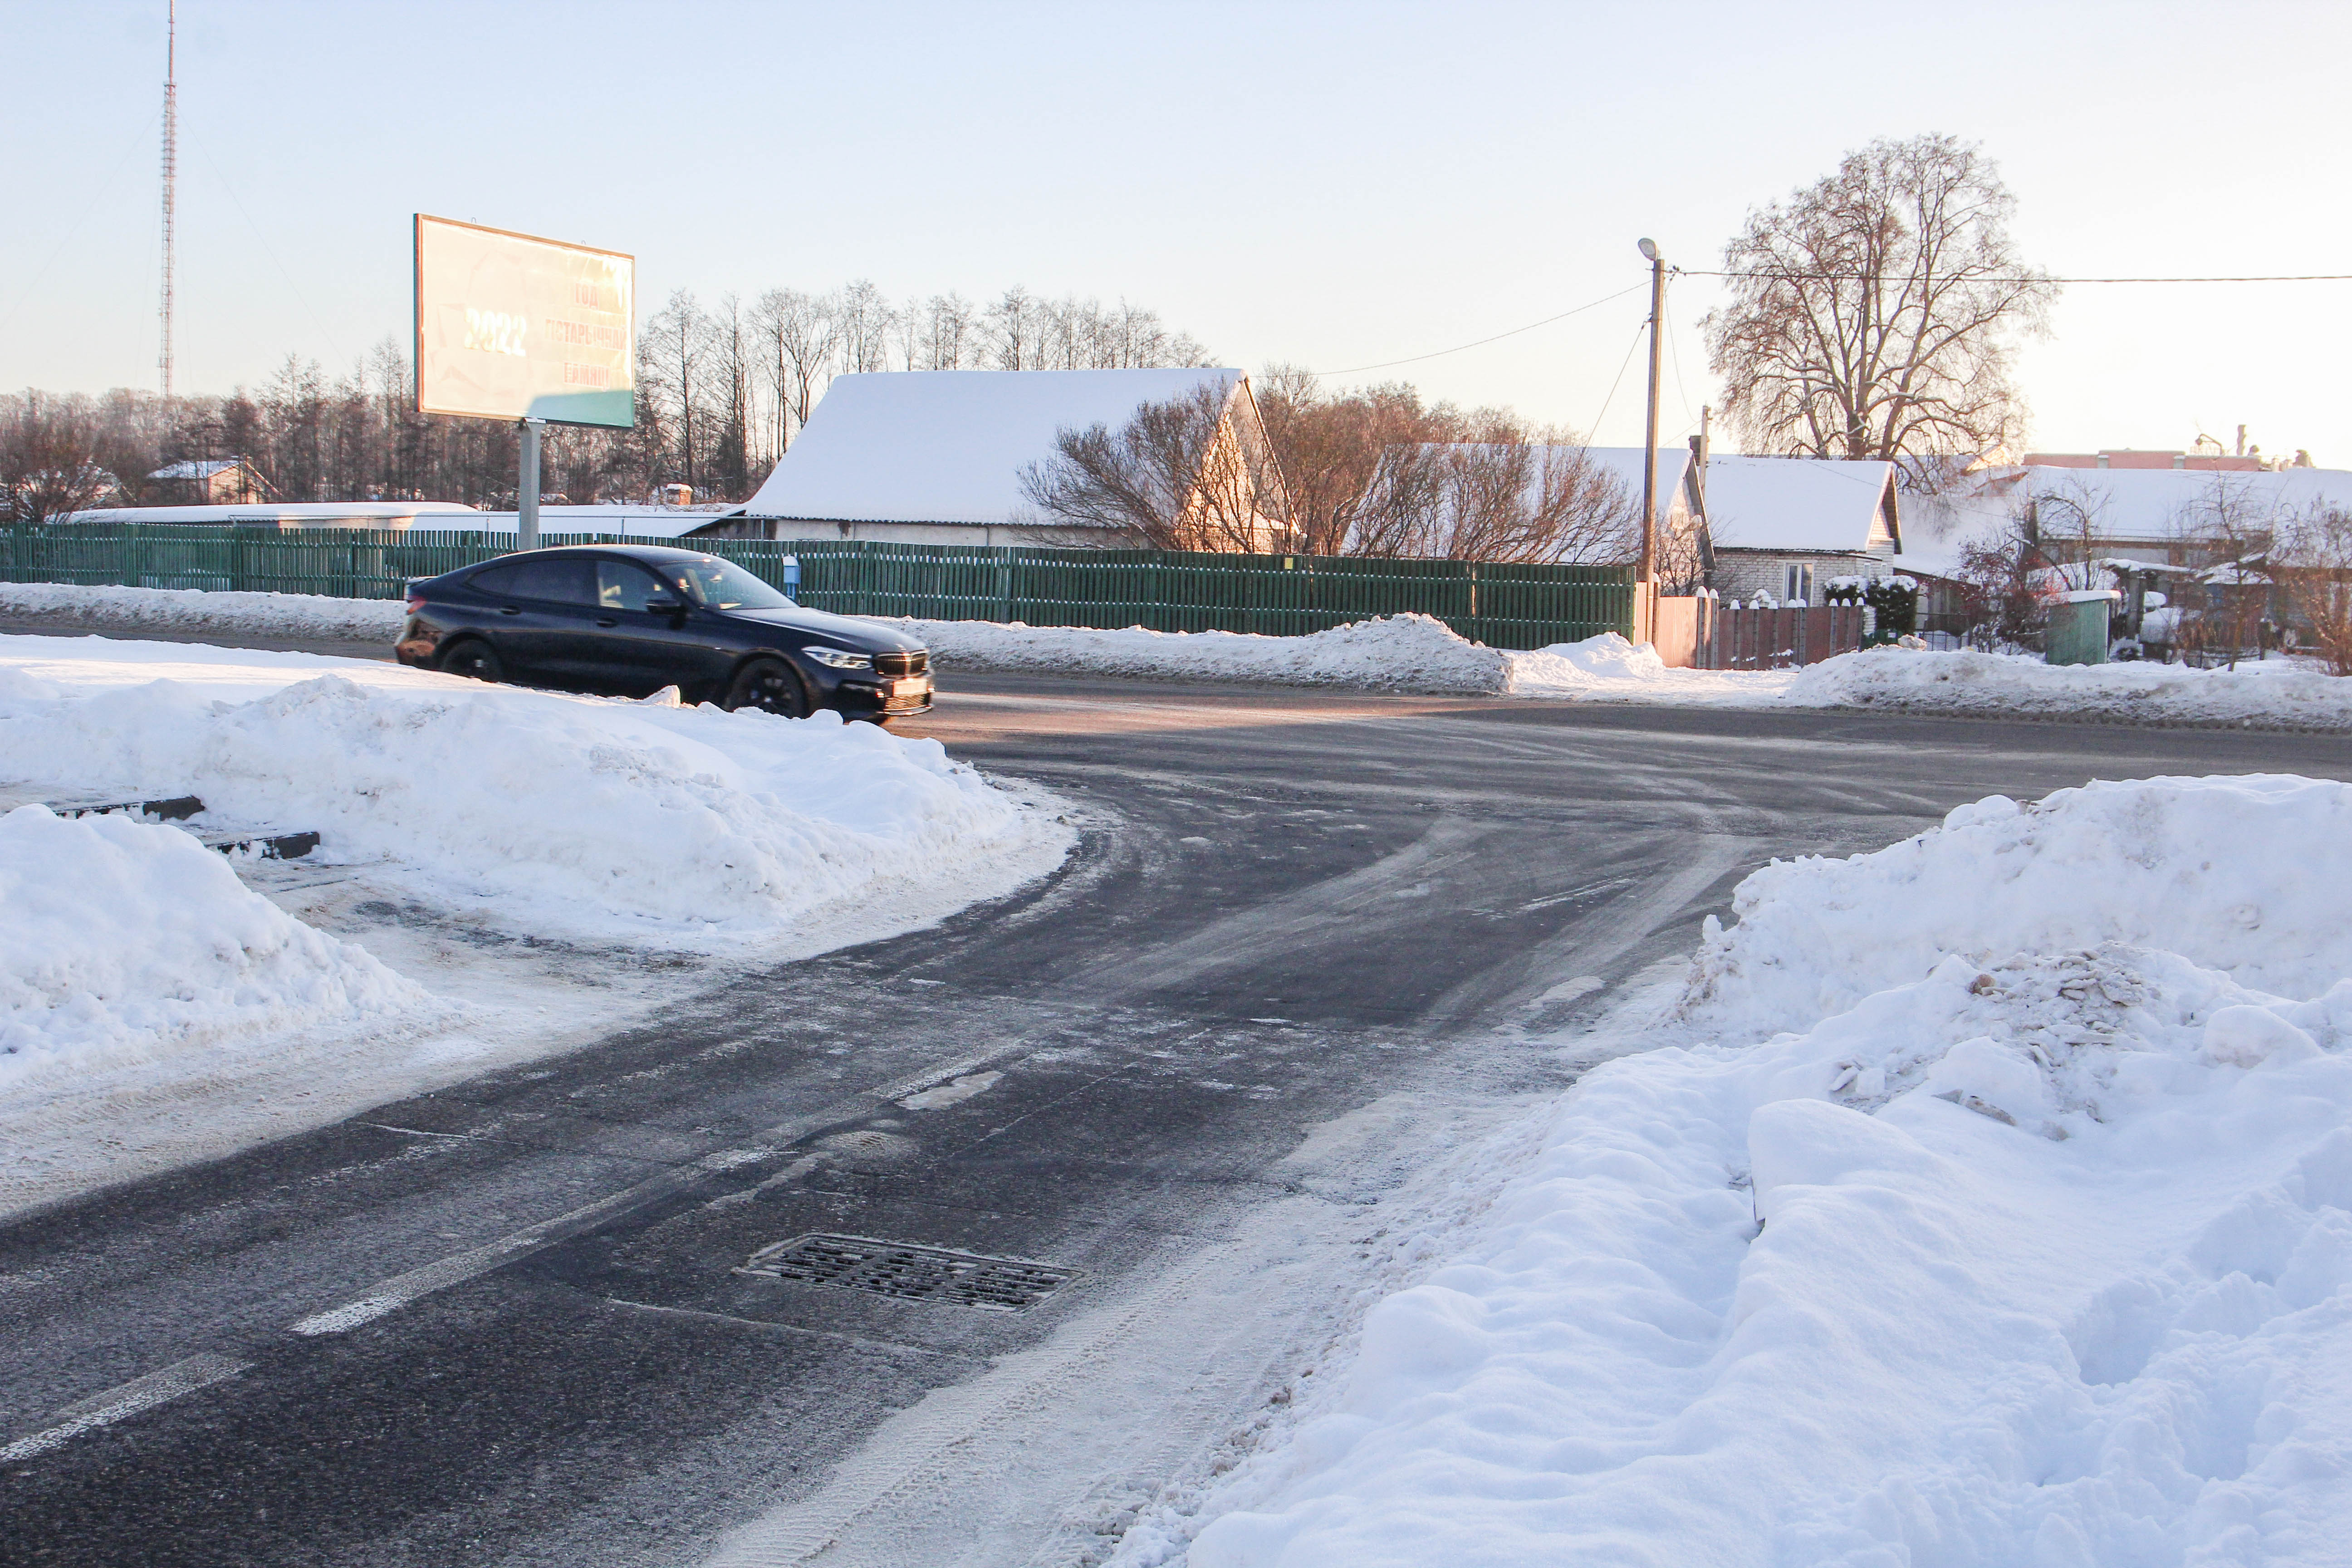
[{"x1": 413, "y1": 214, "x2": 635, "y2": 427}]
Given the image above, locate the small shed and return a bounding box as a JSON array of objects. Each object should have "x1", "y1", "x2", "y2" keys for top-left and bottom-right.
[{"x1": 147, "y1": 457, "x2": 275, "y2": 506}]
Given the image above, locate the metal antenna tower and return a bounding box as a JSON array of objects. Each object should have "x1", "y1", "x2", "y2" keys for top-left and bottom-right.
[{"x1": 160, "y1": 0, "x2": 177, "y2": 398}]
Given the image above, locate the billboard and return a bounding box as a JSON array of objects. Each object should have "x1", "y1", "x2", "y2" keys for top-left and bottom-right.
[{"x1": 413, "y1": 214, "x2": 635, "y2": 427}]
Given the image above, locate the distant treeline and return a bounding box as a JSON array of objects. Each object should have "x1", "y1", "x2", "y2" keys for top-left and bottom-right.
[{"x1": 2, "y1": 283, "x2": 1214, "y2": 517}]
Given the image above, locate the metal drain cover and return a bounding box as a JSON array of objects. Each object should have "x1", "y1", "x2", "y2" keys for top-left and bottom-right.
[{"x1": 737, "y1": 1233, "x2": 1079, "y2": 1311}]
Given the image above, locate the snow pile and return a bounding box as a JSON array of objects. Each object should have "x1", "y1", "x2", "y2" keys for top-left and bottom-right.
[
  {"x1": 1164, "y1": 775, "x2": 2352, "y2": 1568},
  {"x1": 1784, "y1": 645, "x2": 2352, "y2": 730},
  {"x1": 0, "y1": 581, "x2": 405, "y2": 641},
  {"x1": 1503, "y1": 632, "x2": 1794, "y2": 703},
  {"x1": 0, "y1": 804, "x2": 424, "y2": 1073},
  {"x1": 0, "y1": 637, "x2": 1058, "y2": 947},
  {"x1": 889, "y1": 612, "x2": 1513, "y2": 694}
]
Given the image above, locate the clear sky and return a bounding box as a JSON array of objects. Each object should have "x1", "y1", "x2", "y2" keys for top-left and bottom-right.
[{"x1": 5, "y1": 0, "x2": 2347, "y2": 461}]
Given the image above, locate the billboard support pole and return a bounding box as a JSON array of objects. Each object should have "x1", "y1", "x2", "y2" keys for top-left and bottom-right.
[{"x1": 518, "y1": 418, "x2": 544, "y2": 550}]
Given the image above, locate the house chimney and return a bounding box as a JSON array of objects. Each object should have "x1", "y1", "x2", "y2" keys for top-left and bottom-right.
[{"x1": 2236, "y1": 425, "x2": 2247, "y2": 458}]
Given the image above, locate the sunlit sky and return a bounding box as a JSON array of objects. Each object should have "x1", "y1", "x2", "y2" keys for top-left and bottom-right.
[{"x1": 5, "y1": 0, "x2": 2348, "y2": 461}]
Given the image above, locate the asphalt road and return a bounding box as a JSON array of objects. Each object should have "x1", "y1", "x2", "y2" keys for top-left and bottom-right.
[{"x1": 6, "y1": 627, "x2": 2352, "y2": 1566}]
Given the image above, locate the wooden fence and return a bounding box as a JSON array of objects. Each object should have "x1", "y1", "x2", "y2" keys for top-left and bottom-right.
[
  {"x1": 2, "y1": 524, "x2": 1634, "y2": 651},
  {"x1": 1683, "y1": 598, "x2": 1872, "y2": 670}
]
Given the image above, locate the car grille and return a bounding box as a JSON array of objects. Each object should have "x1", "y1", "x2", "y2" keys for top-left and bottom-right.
[{"x1": 873, "y1": 651, "x2": 927, "y2": 679}]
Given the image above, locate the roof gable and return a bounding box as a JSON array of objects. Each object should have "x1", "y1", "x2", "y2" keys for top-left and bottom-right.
[
  {"x1": 743, "y1": 368, "x2": 1243, "y2": 525},
  {"x1": 1703, "y1": 456, "x2": 1897, "y2": 554}
]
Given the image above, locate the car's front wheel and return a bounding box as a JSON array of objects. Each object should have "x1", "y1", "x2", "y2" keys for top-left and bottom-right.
[
  {"x1": 722, "y1": 657, "x2": 811, "y2": 717},
  {"x1": 439, "y1": 639, "x2": 505, "y2": 682}
]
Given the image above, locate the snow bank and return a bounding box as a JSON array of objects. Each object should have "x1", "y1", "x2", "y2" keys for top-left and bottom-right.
[
  {"x1": 1690, "y1": 774, "x2": 2352, "y2": 1034},
  {"x1": 1503, "y1": 632, "x2": 1795, "y2": 703},
  {"x1": 0, "y1": 804, "x2": 424, "y2": 1075},
  {"x1": 0, "y1": 637, "x2": 1058, "y2": 947},
  {"x1": 14, "y1": 583, "x2": 2352, "y2": 729},
  {"x1": 1784, "y1": 645, "x2": 2352, "y2": 730},
  {"x1": 886, "y1": 612, "x2": 1511, "y2": 694},
  {"x1": 1163, "y1": 774, "x2": 2352, "y2": 1568},
  {"x1": 0, "y1": 581, "x2": 405, "y2": 641}
]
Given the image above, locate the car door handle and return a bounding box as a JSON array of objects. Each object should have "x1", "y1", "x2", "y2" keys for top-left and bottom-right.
[
  {"x1": 499, "y1": 605, "x2": 521, "y2": 616},
  {"x1": 595, "y1": 617, "x2": 618, "y2": 627}
]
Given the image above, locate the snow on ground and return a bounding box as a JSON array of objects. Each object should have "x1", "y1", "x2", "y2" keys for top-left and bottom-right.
[
  {"x1": 0, "y1": 804, "x2": 426, "y2": 1078},
  {"x1": 0, "y1": 580, "x2": 405, "y2": 641},
  {"x1": 10, "y1": 582, "x2": 2352, "y2": 728},
  {"x1": 0, "y1": 635, "x2": 1064, "y2": 948},
  {"x1": 0, "y1": 633, "x2": 1071, "y2": 1214},
  {"x1": 1132, "y1": 774, "x2": 2352, "y2": 1568},
  {"x1": 885, "y1": 612, "x2": 1512, "y2": 693},
  {"x1": 1783, "y1": 645, "x2": 2352, "y2": 730}
]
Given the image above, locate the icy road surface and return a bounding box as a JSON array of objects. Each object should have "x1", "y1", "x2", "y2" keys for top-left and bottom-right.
[{"x1": 3, "y1": 652, "x2": 2351, "y2": 1567}]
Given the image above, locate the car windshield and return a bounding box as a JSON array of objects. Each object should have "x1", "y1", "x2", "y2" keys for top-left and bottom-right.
[{"x1": 669, "y1": 557, "x2": 793, "y2": 610}]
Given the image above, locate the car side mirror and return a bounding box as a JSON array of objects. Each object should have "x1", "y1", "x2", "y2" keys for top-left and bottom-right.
[{"x1": 645, "y1": 597, "x2": 687, "y2": 615}]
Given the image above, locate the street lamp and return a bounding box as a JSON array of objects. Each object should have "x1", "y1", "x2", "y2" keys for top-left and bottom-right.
[{"x1": 1637, "y1": 240, "x2": 1666, "y2": 640}]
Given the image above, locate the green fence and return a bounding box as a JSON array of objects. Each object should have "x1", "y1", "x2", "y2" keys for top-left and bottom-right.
[{"x1": 3, "y1": 523, "x2": 1633, "y2": 649}]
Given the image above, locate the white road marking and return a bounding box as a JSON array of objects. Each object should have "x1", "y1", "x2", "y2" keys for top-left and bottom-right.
[
  {"x1": 895, "y1": 1071, "x2": 1002, "y2": 1111},
  {"x1": 285, "y1": 1045, "x2": 1038, "y2": 1335},
  {"x1": 1, "y1": 1353, "x2": 250, "y2": 1461}
]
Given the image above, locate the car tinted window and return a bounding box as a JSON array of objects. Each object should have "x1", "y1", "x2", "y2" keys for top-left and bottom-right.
[
  {"x1": 469, "y1": 563, "x2": 521, "y2": 596},
  {"x1": 511, "y1": 556, "x2": 598, "y2": 605},
  {"x1": 670, "y1": 557, "x2": 792, "y2": 610},
  {"x1": 598, "y1": 560, "x2": 670, "y2": 612}
]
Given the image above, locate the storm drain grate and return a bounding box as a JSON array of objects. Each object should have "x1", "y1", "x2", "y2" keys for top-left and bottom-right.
[{"x1": 736, "y1": 1233, "x2": 1079, "y2": 1312}]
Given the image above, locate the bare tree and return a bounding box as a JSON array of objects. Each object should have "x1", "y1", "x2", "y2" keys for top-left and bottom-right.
[
  {"x1": 1018, "y1": 381, "x2": 1284, "y2": 551},
  {"x1": 2277, "y1": 506, "x2": 2352, "y2": 675},
  {"x1": 832, "y1": 280, "x2": 894, "y2": 375},
  {"x1": 985, "y1": 286, "x2": 1040, "y2": 370},
  {"x1": 640, "y1": 290, "x2": 713, "y2": 492},
  {"x1": 753, "y1": 287, "x2": 843, "y2": 451},
  {"x1": 2172, "y1": 475, "x2": 2279, "y2": 667},
  {"x1": 0, "y1": 391, "x2": 122, "y2": 521},
  {"x1": 1253, "y1": 367, "x2": 1439, "y2": 555},
  {"x1": 708, "y1": 293, "x2": 756, "y2": 496},
  {"x1": 1704, "y1": 134, "x2": 2058, "y2": 469},
  {"x1": 1353, "y1": 437, "x2": 1639, "y2": 564}
]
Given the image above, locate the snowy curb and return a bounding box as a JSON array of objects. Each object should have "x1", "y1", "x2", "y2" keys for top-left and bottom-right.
[
  {"x1": 877, "y1": 613, "x2": 1511, "y2": 695},
  {"x1": 0, "y1": 581, "x2": 407, "y2": 641}
]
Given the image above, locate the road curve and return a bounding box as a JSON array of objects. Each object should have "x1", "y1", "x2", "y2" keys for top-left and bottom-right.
[{"x1": 4, "y1": 638, "x2": 2351, "y2": 1567}]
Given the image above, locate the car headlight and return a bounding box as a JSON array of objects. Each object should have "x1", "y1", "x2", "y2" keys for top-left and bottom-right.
[{"x1": 802, "y1": 646, "x2": 872, "y2": 671}]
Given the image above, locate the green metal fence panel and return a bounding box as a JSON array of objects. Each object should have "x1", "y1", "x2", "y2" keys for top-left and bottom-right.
[{"x1": 4, "y1": 524, "x2": 1632, "y2": 648}]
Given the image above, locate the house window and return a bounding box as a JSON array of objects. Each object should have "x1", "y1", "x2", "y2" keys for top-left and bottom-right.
[{"x1": 1784, "y1": 564, "x2": 1813, "y2": 604}]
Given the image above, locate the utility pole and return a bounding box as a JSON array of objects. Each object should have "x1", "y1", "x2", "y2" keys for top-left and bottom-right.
[
  {"x1": 518, "y1": 419, "x2": 544, "y2": 550},
  {"x1": 1637, "y1": 238, "x2": 1666, "y2": 640},
  {"x1": 160, "y1": 0, "x2": 177, "y2": 399}
]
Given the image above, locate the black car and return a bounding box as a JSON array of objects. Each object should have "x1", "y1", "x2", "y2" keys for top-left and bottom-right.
[{"x1": 395, "y1": 544, "x2": 933, "y2": 720}]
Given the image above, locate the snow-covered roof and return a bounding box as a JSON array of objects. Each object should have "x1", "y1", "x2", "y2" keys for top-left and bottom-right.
[
  {"x1": 742, "y1": 368, "x2": 1243, "y2": 525},
  {"x1": 2009, "y1": 465, "x2": 2352, "y2": 542},
  {"x1": 1701, "y1": 456, "x2": 1897, "y2": 554},
  {"x1": 147, "y1": 458, "x2": 252, "y2": 480},
  {"x1": 1577, "y1": 446, "x2": 1698, "y2": 528},
  {"x1": 467, "y1": 504, "x2": 745, "y2": 540},
  {"x1": 1901, "y1": 464, "x2": 2352, "y2": 568},
  {"x1": 63, "y1": 502, "x2": 480, "y2": 526}
]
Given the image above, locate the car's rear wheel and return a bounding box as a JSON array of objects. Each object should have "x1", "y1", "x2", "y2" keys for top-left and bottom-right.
[
  {"x1": 723, "y1": 657, "x2": 811, "y2": 717},
  {"x1": 439, "y1": 639, "x2": 505, "y2": 682}
]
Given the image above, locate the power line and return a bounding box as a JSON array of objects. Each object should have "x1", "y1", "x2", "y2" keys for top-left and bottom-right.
[
  {"x1": 1584, "y1": 318, "x2": 1651, "y2": 443},
  {"x1": 1311, "y1": 282, "x2": 1648, "y2": 377},
  {"x1": 1683, "y1": 270, "x2": 2352, "y2": 284}
]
